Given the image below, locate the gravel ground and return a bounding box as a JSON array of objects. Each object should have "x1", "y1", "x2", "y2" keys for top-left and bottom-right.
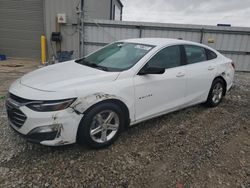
[{"x1": 0, "y1": 60, "x2": 249, "y2": 188}]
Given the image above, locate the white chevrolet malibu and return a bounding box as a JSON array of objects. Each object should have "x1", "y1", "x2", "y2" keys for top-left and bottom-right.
[{"x1": 6, "y1": 38, "x2": 235, "y2": 148}]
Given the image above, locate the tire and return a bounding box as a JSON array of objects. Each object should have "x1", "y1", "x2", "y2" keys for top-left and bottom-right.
[
  {"x1": 77, "y1": 102, "x2": 125, "y2": 149},
  {"x1": 205, "y1": 78, "x2": 226, "y2": 107}
]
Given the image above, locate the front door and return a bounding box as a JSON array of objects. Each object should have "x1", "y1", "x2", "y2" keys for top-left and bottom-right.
[{"x1": 134, "y1": 45, "x2": 187, "y2": 122}]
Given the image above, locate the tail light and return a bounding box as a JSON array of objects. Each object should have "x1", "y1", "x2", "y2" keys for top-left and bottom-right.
[{"x1": 231, "y1": 62, "x2": 235, "y2": 69}]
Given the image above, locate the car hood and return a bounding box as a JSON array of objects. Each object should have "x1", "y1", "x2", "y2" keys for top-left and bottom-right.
[{"x1": 20, "y1": 61, "x2": 120, "y2": 92}]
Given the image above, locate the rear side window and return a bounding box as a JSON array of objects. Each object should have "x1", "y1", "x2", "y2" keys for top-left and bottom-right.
[
  {"x1": 184, "y1": 45, "x2": 207, "y2": 64},
  {"x1": 147, "y1": 45, "x2": 181, "y2": 69},
  {"x1": 206, "y1": 49, "x2": 217, "y2": 60}
]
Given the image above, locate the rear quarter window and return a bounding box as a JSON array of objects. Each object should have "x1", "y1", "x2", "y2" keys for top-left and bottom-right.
[
  {"x1": 206, "y1": 49, "x2": 218, "y2": 60},
  {"x1": 184, "y1": 45, "x2": 207, "y2": 64}
]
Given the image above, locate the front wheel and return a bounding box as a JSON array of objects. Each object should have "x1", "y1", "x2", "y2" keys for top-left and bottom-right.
[
  {"x1": 205, "y1": 78, "x2": 225, "y2": 107},
  {"x1": 77, "y1": 102, "x2": 125, "y2": 149}
]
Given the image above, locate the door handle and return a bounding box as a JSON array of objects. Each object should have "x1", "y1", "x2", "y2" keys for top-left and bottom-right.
[
  {"x1": 176, "y1": 72, "x2": 185, "y2": 77},
  {"x1": 208, "y1": 66, "x2": 215, "y2": 70}
]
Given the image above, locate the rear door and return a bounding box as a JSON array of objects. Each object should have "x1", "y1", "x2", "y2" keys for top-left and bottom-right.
[
  {"x1": 134, "y1": 45, "x2": 187, "y2": 121},
  {"x1": 183, "y1": 45, "x2": 217, "y2": 106}
]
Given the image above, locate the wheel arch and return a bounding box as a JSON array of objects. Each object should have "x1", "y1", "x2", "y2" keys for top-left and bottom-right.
[
  {"x1": 74, "y1": 95, "x2": 131, "y2": 135},
  {"x1": 75, "y1": 98, "x2": 130, "y2": 147},
  {"x1": 86, "y1": 98, "x2": 130, "y2": 127}
]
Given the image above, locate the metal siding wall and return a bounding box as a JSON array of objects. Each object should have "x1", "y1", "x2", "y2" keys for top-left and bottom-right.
[
  {"x1": 202, "y1": 32, "x2": 250, "y2": 71},
  {"x1": 84, "y1": 44, "x2": 103, "y2": 55},
  {"x1": 81, "y1": 20, "x2": 250, "y2": 71},
  {"x1": 223, "y1": 54, "x2": 250, "y2": 71},
  {"x1": 43, "y1": 3, "x2": 250, "y2": 71},
  {"x1": 44, "y1": 0, "x2": 79, "y2": 59},
  {"x1": 142, "y1": 29, "x2": 201, "y2": 42},
  {"x1": 85, "y1": 25, "x2": 139, "y2": 43},
  {"x1": 112, "y1": 0, "x2": 123, "y2": 20},
  {"x1": 203, "y1": 33, "x2": 250, "y2": 52},
  {"x1": 84, "y1": 0, "x2": 111, "y2": 20}
]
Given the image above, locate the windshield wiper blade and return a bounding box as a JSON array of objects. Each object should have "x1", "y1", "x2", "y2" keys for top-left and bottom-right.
[
  {"x1": 85, "y1": 62, "x2": 108, "y2": 71},
  {"x1": 76, "y1": 59, "x2": 108, "y2": 71}
]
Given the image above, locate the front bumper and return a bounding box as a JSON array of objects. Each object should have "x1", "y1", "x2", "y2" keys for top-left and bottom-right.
[
  {"x1": 6, "y1": 79, "x2": 84, "y2": 146},
  {"x1": 6, "y1": 97, "x2": 83, "y2": 146},
  {"x1": 9, "y1": 123, "x2": 59, "y2": 144}
]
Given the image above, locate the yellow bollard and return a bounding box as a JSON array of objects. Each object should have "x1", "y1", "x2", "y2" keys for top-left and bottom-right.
[{"x1": 41, "y1": 35, "x2": 46, "y2": 65}]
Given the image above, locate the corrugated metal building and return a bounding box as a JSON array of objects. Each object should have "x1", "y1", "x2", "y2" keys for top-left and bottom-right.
[
  {"x1": 0, "y1": 0, "x2": 249, "y2": 71},
  {"x1": 0, "y1": 0, "x2": 123, "y2": 59}
]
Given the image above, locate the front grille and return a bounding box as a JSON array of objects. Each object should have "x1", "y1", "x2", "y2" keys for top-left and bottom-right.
[{"x1": 6, "y1": 94, "x2": 27, "y2": 128}]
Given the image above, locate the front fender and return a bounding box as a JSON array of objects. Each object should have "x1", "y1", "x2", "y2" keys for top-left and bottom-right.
[{"x1": 70, "y1": 92, "x2": 128, "y2": 114}]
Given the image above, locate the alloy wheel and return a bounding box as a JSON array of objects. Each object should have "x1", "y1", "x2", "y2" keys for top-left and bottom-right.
[
  {"x1": 90, "y1": 110, "x2": 120, "y2": 143},
  {"x1": 212, "y1": 82, "x2": 223, "y2": 104}
]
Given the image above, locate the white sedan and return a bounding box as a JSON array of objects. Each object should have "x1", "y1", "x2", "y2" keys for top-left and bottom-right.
[{"x1": 6, "y1": 38, "x2": 235, "y2": 148}]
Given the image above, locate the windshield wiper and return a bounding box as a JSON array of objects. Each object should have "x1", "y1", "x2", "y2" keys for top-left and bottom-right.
[
  {"x1": 76, "y1": 59, "x2": 108, "y2": 71},
  {"x1": 85, "y1": 62, "x2": 108, "y2": 71}
]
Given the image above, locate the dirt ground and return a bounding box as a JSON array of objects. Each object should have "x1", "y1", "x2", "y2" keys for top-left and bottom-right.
[{"x1": 0, "y1": 59, "x2": 249, "y2": 188}]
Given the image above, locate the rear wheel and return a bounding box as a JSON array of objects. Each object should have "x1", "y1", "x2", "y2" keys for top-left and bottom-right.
[
  {"x1": 77, "y1": 102, "x2": 125, "y2": 149},
  {"x1": 205, "y1": 78, "x2": 225, "y2": 107}
]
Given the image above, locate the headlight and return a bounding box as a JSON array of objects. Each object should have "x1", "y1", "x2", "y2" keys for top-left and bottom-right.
[{"x1": 26, "y1": 98, "x2": 76, "y2": 112}]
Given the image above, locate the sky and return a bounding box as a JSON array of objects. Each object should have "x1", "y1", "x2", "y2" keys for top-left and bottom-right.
[{"x1": 120, "y1": 0, "x2": 250, "y2": 27}]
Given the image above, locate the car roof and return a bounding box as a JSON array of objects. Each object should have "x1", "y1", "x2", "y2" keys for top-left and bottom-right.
[{"x1": 120, "y1": 38, "x2": 204, "y2": 48}]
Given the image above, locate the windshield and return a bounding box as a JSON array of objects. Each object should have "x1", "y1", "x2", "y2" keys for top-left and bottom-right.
[{"x1": 75, "y1": 42, "x2": 155, "y2": 71}]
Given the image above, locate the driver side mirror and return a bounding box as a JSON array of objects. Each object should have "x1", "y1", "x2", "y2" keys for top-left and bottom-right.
[{"x1": 138, "y1": 66, "x2": 165, "y2": 75}]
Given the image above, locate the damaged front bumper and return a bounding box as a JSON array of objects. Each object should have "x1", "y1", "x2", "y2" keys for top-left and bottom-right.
[
  {"x1": 8, "y1": 105, "x2": 83, "y2": 146},
  {"x1": 10, "y1": 123, "x2": 60, "y2": 144},
  {"x1": 7, "y1": 79, "x2": 85, "y2": 146},
  {"x1": 27, "y1": 124, "x2": 62, "y2": 144}
]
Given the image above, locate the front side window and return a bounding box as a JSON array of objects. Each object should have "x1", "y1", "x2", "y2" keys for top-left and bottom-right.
[
  {"x1": 184, "y1": 45, "x2": 207, "y2": 64},
  {"x1": 76, "y1": 42, "x2": 154, "y2": 71},
  {"x1": 147, "y1": 45, "x2": 181, "y2": 69}
]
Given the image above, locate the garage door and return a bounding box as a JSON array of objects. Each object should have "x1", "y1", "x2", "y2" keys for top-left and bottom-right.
[{"x1": 0, "y1": 0, "x2": 44, "y2": 59}]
